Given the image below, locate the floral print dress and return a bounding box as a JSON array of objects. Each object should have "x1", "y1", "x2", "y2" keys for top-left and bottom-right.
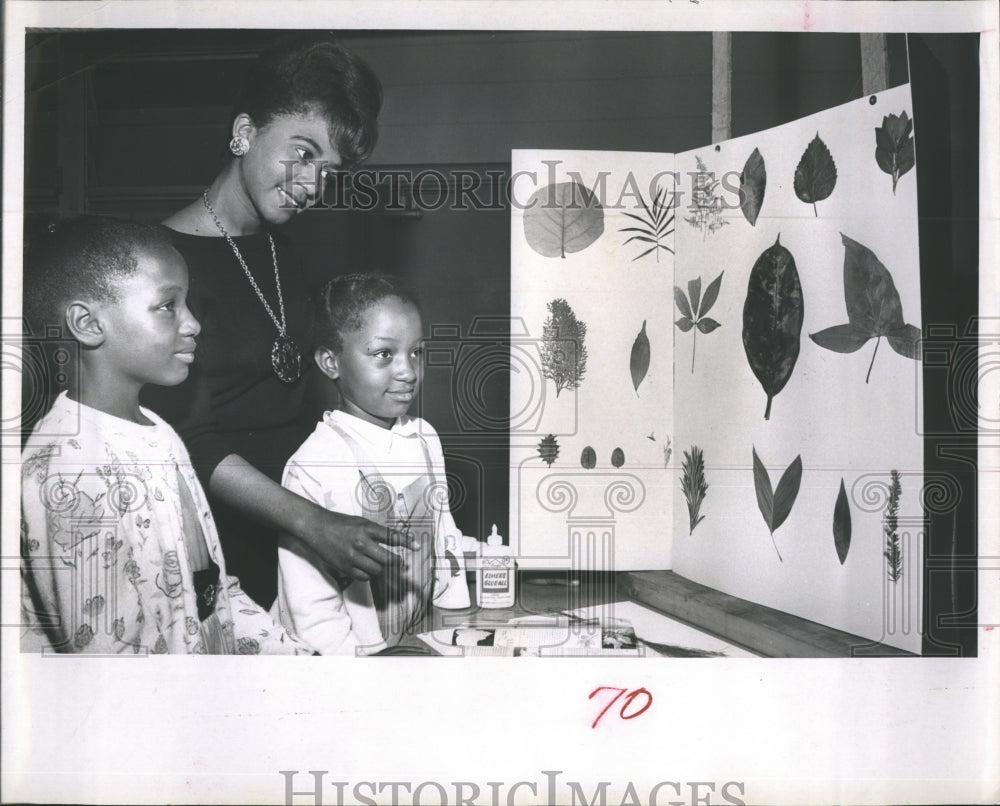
[{"x1": 20, "y1": 393, "x2": 309, "y2": 655}]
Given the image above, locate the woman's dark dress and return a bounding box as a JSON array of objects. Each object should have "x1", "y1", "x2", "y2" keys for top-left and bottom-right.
[{"x1": 141, "y1": 230, "x2": 323, "y2": 607}]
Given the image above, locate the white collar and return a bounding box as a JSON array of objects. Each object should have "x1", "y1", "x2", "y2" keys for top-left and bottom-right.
[{"x1": 324, "y1": 409, "x2": 420, "y2": 451}]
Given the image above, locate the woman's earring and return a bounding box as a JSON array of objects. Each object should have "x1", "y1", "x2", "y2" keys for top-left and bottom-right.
[{"x1": 229, "y1": 136, "x2": 250, "y2": 157}]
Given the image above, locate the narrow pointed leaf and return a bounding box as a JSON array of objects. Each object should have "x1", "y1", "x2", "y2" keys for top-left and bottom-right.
[
  {"x1": 771, "y1": 455, "x2": 802, "y2": 532},
  {"x1": 742, "y1": 236, "x2": 804, "y2": 419},
  {"x1": 673, "y1": 287, "x2": 693, "y2": 320},
  {"x1": 689, "y1": 277, "x2": 702, "y2": 318},
  {"x1": 751, "y1": 447, "x2": 774, "y2": 531},
  {"x1": 699, "y1": 271, "x2": 724, "y2": 317},
  {"x1": 675, "y1": 317, "x2": 695, "y2": 332},
  {"x1": 887, "y1": 324, "x2": 921, "y2": 359},
  {"x1": 794, "y1": 133, "x2": 837, "y2": 211},
  {"x1": 809, "y1": 323, "x2": 871, "y2": 353},
  {"x1": 630, "y1": 320, "x2": 650, "y2": 394},
  {"x1": 833, "y1": 478, "x2": 852, "y2": 564},
  {"x1": 739, "y1": 147, "x2": 766, "y2": 226},
  {"x1": 696, "y1": 317, "x2": 721, "y2": 334}
]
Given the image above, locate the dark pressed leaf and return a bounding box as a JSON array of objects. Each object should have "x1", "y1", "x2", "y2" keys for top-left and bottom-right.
[
  {"x1": 524, "y1": 182, "x2": 605, "y2": 258},
  {"x1": 751, "y1": 447, "x2": 774, "y2": 530},
  {"x1": 833, "y1": 478, "x2": 852, "y2": 565},
  {"x1": 675, "y1": 317, "x2": 695, "y2": 332},
  {"x1": 689, "y1": 277, "x2": 702, "y2": 318},
  {"x1": 809, "y1": 323, "x2": 871, "y2": 353},
  {"x1": 700, "y1": 271, "x2": 724, "y2": 317},
  {"x1": 771, "y1": 455, "x2": 802, "y2": 533},
  {"x1": 887, "y1": 324, "x2": 921, "y2": 359},
  {"x1": 696, "y1": 317, "x2": 721, "y2": 334},
  {"x1": 537, "y1": 434, "x2": 560, "y2": 467},
  {"x1": 742, "y1": 235, "x2": 804, "y2": 419},
  {"x1": 673, "y1": 286, "x2": 693, "y2": 320},
  {"x1": 842, "y1": 234, "x2": 904, "y2": 333},
  {"x1": 794, "y1": 133, "x2": 837, "y2": 215},
  {"x1": 681, "y1": 445, "x2": 708, "y2": 535},
  {"x1": 811, "y1": 235, "x2": 920, "y2": 381},
  {"x1": 611, "y1": 447, "x2": 625, "y2": 468},
  {"x1": 875, "y1": 112, "x2": 916, "y2": 193},
  {"x1": 581, "y1": 446, "x2": 596, "y2": 469},
  {"x1": 630, "y1": 320, "x2": 650, "y2": 395},
  {"x1": 739, "y1": 147, "x2": 766, "y2": 226}
]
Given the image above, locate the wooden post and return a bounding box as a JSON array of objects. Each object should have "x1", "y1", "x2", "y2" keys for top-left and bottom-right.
[
  {"x1": 712, "y1": 32, "x2": 732, "y2": 143},
  {"x1": 860, "y1": 33, "x2": 890, "y2": 95}
]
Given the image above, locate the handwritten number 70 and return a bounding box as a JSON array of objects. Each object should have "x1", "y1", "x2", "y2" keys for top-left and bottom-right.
[{"x1": 588, "y1": 686, "x2": 653, "y2": 728}]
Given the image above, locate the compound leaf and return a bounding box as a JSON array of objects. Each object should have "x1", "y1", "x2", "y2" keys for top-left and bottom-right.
[{"x1": 524, "y1": 181, "x2": 605, "y2": 258}]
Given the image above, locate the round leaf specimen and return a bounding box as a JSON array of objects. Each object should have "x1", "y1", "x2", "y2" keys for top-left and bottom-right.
[
  {"x1": 611, "y1": 447, "x2": 625, "y2": 468},
  {"x1": 742, "y1": 235, "x2": 804, "y2": 420},
  {"x1": 523, "y1": 181, "x2": 605, "y2": 258},
  {"x1": 581, "y1": 446, "x2": 597, "y2": 469}
]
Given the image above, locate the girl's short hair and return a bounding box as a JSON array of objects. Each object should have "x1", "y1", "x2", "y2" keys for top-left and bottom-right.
[
  {"x1": 312, "y1": 273, "x2": 421, "y2": 353},
  {"x1": 232, "y1": 32, "x2": 382, "y2": 168}
]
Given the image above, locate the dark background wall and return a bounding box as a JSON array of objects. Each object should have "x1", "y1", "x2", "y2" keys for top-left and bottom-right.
[{"x1": 22, "y1": 30, "x2": 979, "y2": 654}]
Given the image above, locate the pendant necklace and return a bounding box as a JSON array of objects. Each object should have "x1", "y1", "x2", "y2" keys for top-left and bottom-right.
[{"x1": 202, "y1": 189, "x2": 302, "y2": 383}]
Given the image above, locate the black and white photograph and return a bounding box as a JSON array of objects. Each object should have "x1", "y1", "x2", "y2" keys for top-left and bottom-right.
[{"x1": 2, "y1": 1, "x2": 997, "y2": 804}]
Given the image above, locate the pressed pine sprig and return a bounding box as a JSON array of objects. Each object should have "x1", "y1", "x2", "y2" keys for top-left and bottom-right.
[
  {"x1": 620, "y1": 182, "x2": 676, "y2": 262},
  {"x1": 680, "y1": 445, "x2": 708, "y2": 534},
  {"x1": 883, "y1": 470, "x2": 903, "y2": 582}
]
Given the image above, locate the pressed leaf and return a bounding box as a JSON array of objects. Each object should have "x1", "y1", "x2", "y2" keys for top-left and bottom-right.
[
  {"x1": 794, "y1": 133, "x2": 837, "y2": 216},
  {"x1": 751, "y1": 447, "x2": 774, "y2": 530},
  {"x1": 581, "y1": 446, "x2": 596, "y2": 469},
  {"x1": 689, "y1": 277, "x2": 702, "y2": 318},
  {"x1": 875, "y1": 111, "x2": 915, "y2": 194},
  {"x1": 887, "y1": 324, "x2": 921, "y2": 359},
  {"x1": 620, "y1": 182, "x2": 676, "y2": 262},
  {"x1": 681, "y1": 445, "x2": 708, "y2": 534},
  {"x1": 630, "y1": 320, "x2": 650, "y2": 395},
  {"x1": 833, "y1": 478, "x2": 852, "y2": 564},
  {"x1": 673, "y1": 286, "x2": 693, "y2": 320},
  {"x1": 541, "y1": 298, "x2": 588, "y2": 396},
  {"x1": 537, "y1": 434, "x2": 560, "y2": 467},
  {"x1": 752, "y1": 448, "x2": 801, "y2": 561},
  {"x1": 809, "y1": 323, "x2": 870, "y2": 354},
  {"x1": 676, "y1": 271, "x2": 724, "y2": 374},
  {"x1": 808, "y1": 234, "x2": 920, "y2": 382},
  {"x1": 742, "y1": 235, "x2": 803, "y2": 419},
  {"x1": 739, "y1": 147, "x2": 766, "y2": 226},
  {"x1": 771, "y1": 455, "x2": 802, "y2": 533},
  {"x1": 700, "y1": 271, "x2": 724, "y2": 317},
  {"x1": 524, "y1": 181, "x2": 605, "y2": 258},
  {"x1": 611, "y1": 447, "x2": 625, "y2": 468}
]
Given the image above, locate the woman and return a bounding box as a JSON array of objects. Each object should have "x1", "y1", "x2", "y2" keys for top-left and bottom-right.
[{"x1": 142, "y1": 33, "x2": 406, "y2": 607}]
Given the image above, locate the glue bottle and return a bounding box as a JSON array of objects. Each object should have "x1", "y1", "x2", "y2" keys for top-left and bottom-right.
[{"x1": 477, "y1": 524, "x2": 515, "y2": 609}]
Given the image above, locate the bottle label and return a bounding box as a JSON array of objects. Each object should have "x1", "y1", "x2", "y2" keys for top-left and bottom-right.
[{"x1": 482, "y1": 568, "x2": 510, "y2": 593}]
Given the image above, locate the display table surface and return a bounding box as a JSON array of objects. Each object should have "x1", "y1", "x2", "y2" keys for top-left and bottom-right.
[{"x1": 386, "y1": 570, "x2": 914, "y2": 657}]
